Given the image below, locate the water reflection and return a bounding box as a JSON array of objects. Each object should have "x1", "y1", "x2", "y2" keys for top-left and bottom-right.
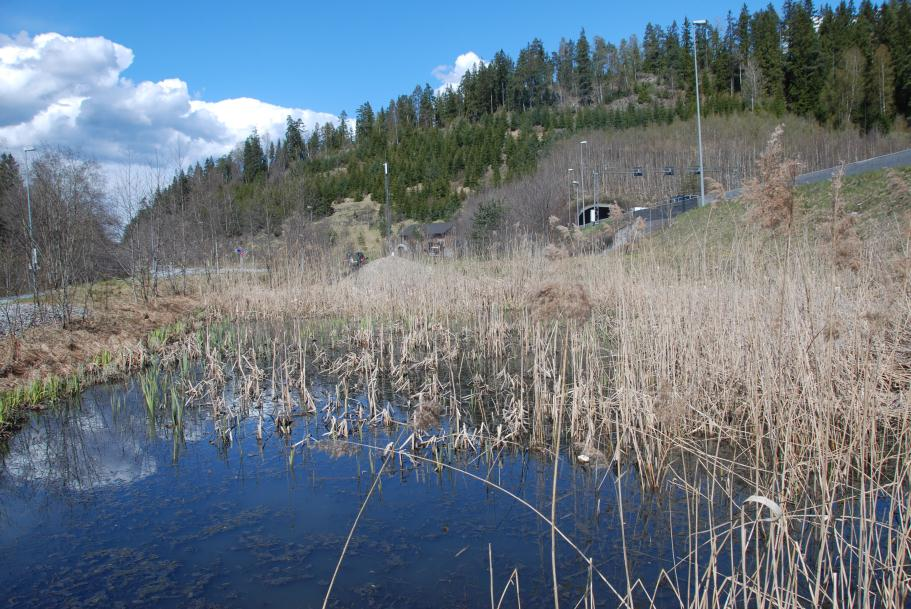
[
  {"x1": 1, "y1": 371, "x2": 880, "y2": 609},
  {"x1": 3, "y1": 396, "x2": 157, "y2": 491},
  {"x1": 1, "y1": 383, "x2": 215, "y2": 492},
  {"x1": 0, "y1": 378, "x2": 641, "y2": 608}
]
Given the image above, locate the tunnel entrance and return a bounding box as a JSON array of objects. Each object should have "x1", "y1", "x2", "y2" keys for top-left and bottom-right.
[{"x1": 577, "y1": 205, "x2": 612, "y2": 226}]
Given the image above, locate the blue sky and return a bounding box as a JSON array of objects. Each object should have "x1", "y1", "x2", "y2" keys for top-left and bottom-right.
[
  {"x1": 0, "y1": 0, "x2": 758, "y2": 183},
  {"x1": 1, "y1": 0, "x2": 750, "y2": 114}
]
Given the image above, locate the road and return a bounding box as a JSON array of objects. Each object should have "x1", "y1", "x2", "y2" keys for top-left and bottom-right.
[
  {"x1": 613, "y1": 146, "x2": 911, "y2": 247},
  {"x1": 718, "y1": 147, "x2": 911, "y2": 202},
  {"x1": 0, "y1": 267, "x2": 266, "y2": 307}
]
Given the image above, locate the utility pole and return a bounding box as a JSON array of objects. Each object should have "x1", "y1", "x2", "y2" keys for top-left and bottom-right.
[
  {"x1": 693, "y1": 20, "x2": 708, "y2": 207},
  {"x1": 23, "y1": 146, "x2": 39, "y2": 306},
  {"x1": 572, "y1": 180, "x2": 580, "y2": 225},
  {"x1": 568, "y1": 168, "x2": 574, "y2": 225},
  {"x1": 384, "y1": 161, "x2": 392, "y2": 254},
  {"x1": 579, "y1": 140, "x2": 588, "y2": 222},
  {"x1": 593, "y1": 170, "x2": 599, "y2": 217}
]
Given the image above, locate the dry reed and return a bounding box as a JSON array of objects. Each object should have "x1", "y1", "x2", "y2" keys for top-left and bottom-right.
[{"x1": 191, "y1": 173, "x2": 911, "y2": 608}]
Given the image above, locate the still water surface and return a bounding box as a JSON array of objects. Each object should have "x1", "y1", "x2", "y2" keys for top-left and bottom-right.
[{"x1": 0, "y1": 377, "x2": 692, "y2": 608}]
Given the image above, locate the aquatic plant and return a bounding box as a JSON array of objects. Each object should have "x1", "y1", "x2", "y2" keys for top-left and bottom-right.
[{"x1": 139, "y1": 367, "x2": 159, "y2": 419}]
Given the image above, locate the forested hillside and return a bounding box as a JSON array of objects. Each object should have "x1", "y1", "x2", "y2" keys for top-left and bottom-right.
[{"x1": 118, "y1": 0, "x2": 911, "y2": 258}]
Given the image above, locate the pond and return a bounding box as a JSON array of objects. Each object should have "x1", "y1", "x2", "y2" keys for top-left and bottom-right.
[{"x1": 0, "y1": 371, "x2": 711, "y2": 609}]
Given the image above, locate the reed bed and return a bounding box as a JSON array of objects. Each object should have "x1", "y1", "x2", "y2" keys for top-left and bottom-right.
[{"x1": 117, "y1": 180, "x2": 910, "y2": 608}]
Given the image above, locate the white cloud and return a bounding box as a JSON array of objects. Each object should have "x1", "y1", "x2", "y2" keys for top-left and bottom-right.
[
  {"x1": 0, "y1": 31, "x2": 341, "y2": 173},
  {"x1": 432, "y1": 51, "x2": 485, "y2": 95}
]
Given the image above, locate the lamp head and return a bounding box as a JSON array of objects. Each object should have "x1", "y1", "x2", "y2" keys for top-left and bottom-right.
[
  {"x1": 580, "y1": 140, "x2": 588, "y2": 145},
  {"x1": 693, "y1": 19, "x2": 708, "y2": 26},
  {"x1": 23, "y1": 146, "x2": 35, "y2": 153}
]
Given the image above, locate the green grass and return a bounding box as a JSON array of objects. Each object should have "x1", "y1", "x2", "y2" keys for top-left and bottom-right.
[
  {"x1": 0, "y1": 318, "x2": 198, "y2": 437},
  {"x1": 652, "y1": 165, "x2": 911, "y2": 252}
]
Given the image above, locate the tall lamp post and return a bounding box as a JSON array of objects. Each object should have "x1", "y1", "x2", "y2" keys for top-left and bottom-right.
[
  {"x1": 579, "y1": 141, "x2": 588, "y2": 224},
  {"x1": 23, "y1": 146, "x2": 38, "y2": 303},
  {"x1": 692, "y1": 20, "x2": 708, "y2": 207},
  {"x1": 593, "y1": 170, "x2": 599, "y2": 217},
  {"x1": 572, "y1": 180, "x2": 580, "y2": 225},
  {"x1": 568, "y1": 168, "x2": 574, "y2": 225}
]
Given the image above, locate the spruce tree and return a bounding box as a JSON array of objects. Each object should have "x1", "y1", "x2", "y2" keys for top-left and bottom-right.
[
  {"x1": 242, "y1": 130, "x2": 267, "y2": 183},
  {"x1": 752, "y1": 6, "x2": 786, "y2": 109},
  {"x1": 784, "y1": 0, "x2": 823, "y2": 116},
  {"x1": 575, "y1": 29, "x2": 594, "y2": 105},
  {"x1": 888, "y1": 0, "x2": 911, "y2": 118},
  {"x1": 285, "y1": 116, "x2": 306, "y2": 163},
  {"x1": 554, "y1": 38, "x2": 576, "y2": 103}
]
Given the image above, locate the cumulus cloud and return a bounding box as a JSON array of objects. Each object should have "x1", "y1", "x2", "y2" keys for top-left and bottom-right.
[
  {"x1": 0, "y1": 32, "x2": 341, "y2": 171},
  {"x1": 432, "y1": 51, "x2": 485, "y2": 95}
]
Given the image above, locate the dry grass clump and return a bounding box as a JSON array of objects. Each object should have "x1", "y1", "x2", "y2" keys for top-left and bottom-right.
[
  {"x1": 412, "y1": 395, "x2": 443, "y2": 431},
  {"x1": 553, "y1": 223, "x2": 583, "y2": 255},
  {"x1": 826, "y1": 164, "x2": 863, "y2": 271},
  {"x1": 705, "y1": 176, "x2": 726, "y2": 201},
  {"x1": 888, "y1": 168, "x2": 911, "y2": 204},
  {"x1": 526, "y1": 281, "x2": 592, "y2": 323},
  {"x1": 0, "y1": 293, "x2": 197, "y2": 394},
  {"x1": 543, "y1": 243, "x2": 567, "y2": 260},
  {"x1": 744, "y1": 124, "x2": 802, "y2": 231}
]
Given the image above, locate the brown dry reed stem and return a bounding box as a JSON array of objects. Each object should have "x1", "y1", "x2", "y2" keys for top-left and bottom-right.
[
  {"x1": 704, "y1": 177, "x2": 727, "y2": 201},
  {"x1": 201, "y1": 174, "x2": 911, "y2": 608},
  {"x1": 744, "y1": 124, "x2": 801, "y2": 232},
  {"x1": 827, "y1": 163, "x2": 863, "y2": 271}
]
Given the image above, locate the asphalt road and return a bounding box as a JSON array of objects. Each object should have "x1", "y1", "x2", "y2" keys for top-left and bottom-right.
[
  {"x1": 0, "y1": 266, "x2": 267, "y2": 306},
  {"x1": 614, "y1": 146, "x2": 911, "y2": 247},
  {"x1": 719, "y1": 147, "x2": 911, "y2": 201}
]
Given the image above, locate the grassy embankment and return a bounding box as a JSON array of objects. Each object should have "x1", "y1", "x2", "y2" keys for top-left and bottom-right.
[{"x1": 0, "y1": 280, "x2": 204, "y2": 437}]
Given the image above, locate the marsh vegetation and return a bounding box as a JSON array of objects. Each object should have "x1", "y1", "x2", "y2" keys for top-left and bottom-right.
[{"x1": 2, "y1": 158, "x2": 911, "y2": 608}]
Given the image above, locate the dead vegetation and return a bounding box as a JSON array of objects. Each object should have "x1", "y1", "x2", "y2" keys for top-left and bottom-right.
[
  {"x1": 4, "y1": 148, "x2": 911, "y2": 607},
  {"x1": 744, "y1": 124, "x2": 802, "y2": 231},
  {"x1": 527, "y1": 282, "x2": 592, "y2": 322},
  {"x1": 183, "y1": 154, "x2": 911, "y2": 608},
  {"x1": 0, "y1": 290, "x2": 198, "y2": 395}
]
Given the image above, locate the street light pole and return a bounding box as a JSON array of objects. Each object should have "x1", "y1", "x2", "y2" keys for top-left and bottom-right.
[
  {"x1": 593, "y1": 170, "x2": 599, "y2": 216},
  {"x1": 23, "y1": 146, "x2": 38, "y2": 304},
  {"x1": 693, "y1": 20, "x2": 707, "y2": 207},
  {"x1": 568, "y1": 168, "x2": 575, "y2": 225},
  {"x1": 572, "y1": 180, "x2": 580, "y2": 225},
  {"x1": 579, "y1": 141, "x2": 588, "y2": 223},
  {"x1": 384, "y1": 161, "x2": 392, "y2": 254}
]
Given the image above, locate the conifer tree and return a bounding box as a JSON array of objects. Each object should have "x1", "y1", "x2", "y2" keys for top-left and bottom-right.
[
  {"x1": 575, "y1": 29, "x2": 594, "y2": 105},
  {"x1": 784, "y1": 0, "x2": 823, "y2": 116},
  {"x1": 891, "y1": 0, "x2": 911, "y2": 118},
  {"x1": 752, "y1": 6, "x2": 786, "y2": 109},
  {"x1": 554, "y1": 38, "x2": 576, "y2": 103},
  {"x1": 242, "y1": 130, "x2": 267, "y2": 183},
  {"x1": 285, "y1": 116, "x2": 306, "y2": 163}
]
